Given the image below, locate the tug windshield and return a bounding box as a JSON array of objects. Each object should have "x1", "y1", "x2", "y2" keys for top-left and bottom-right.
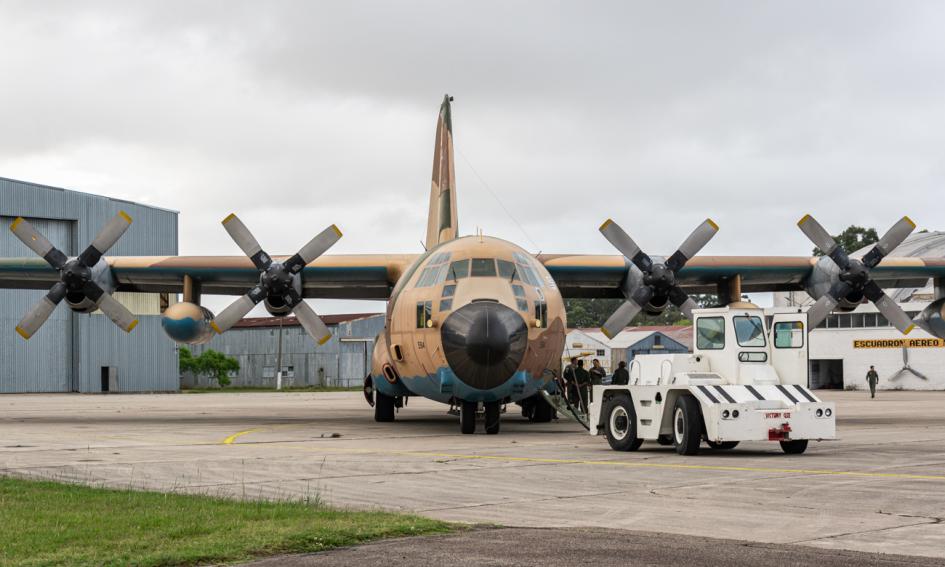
[{"x1": 734, "y1": 316, "x2": 766, "y2": 347}]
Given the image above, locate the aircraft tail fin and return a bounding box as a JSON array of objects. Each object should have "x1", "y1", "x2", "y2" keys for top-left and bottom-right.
[{"x1": 425, "y1": 94, "x2": 458, "y2": 249}]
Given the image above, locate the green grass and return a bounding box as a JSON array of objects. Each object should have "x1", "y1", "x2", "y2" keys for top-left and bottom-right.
[
  {"x1": 182, "y1": 385, "x2": 359, "y2": 393},
  {"x1": 0, "y1": 477, "x2": 453, "y2": 567}
]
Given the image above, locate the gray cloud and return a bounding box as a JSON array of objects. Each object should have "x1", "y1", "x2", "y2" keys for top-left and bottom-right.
[{"x1": 1, "y1": 1, "x2": 943, "y2": 314}]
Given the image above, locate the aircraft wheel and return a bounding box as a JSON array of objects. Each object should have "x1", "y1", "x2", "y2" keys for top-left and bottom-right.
[
  {"x1": 484, "y1": 401, "x2": 501, "y2": 435},
  {"x1": 780, "y1": 440, "x2": 808, "y2": 454},
  {"x1": 673, "y1": 396, "x2": 703, "y2": 456},
  {"x1": 375, "y1": 392, "x2": 395, "y2": 422},
  {"x1": 706, "y1": 441, "x2": 739, "y2": 450},
  {"x1": 460, "y1": 401, "x2": 477, "y2": 434},
  {"x1": 531, "y1": 396, "x2": 554, "y2": 423},
  {"x1": 604, "y1": 396, "x2": 643, "y2": 451}
]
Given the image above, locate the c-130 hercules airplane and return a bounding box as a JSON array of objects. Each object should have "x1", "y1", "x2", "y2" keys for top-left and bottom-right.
[{"x1": 3, "y1": 95, "x2": 945, "y2": 434}]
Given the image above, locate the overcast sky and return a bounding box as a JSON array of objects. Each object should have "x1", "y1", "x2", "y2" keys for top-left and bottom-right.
[{"x1": 1, "y1": 1, "x2": 943, "y2": 314}]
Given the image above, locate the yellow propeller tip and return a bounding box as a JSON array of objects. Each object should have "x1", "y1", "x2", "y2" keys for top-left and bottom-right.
[
  {"x1": 903, "y1": 324, "x2": 916, "y2": 335},
  {"x1": 600, "y1": 327, "x2": 614, "y2": 340},
  {"x1": 318, "y1": 333, "x2": 332, "y2": 345},
  {"x1": 797, "y1": 214, "x2": 812, "y2": 227},
  {"x1": 10, "y1": 217, "x2": 24, "y2": 231},
  {"x1": 222, "y1": 213, "x2": 237, "y2": 225},
  {"x1": 706, "y1": 218, "x2": 719, "y2": 231},
  {"x1": 15, "y1": 326, "x2": 31, "y2": 340},
  {"x1": 118, "y1": 210, "x2": 133, "y2": 224},
  {"x1": 903, "y1": 216, "x2": 916, "y2": 229},
  {"x1": 599, "y1": 219, "x2": 614, "y2": 232},
  {"x1": 331, "y1": 224, "x2": 343, "y2": 238},
  {"x1": 126, "y1": 319, "x2": 139, "y2": 332},
  {"x1": 210, "y1": 321, "x2": 223, "y2": 334}
]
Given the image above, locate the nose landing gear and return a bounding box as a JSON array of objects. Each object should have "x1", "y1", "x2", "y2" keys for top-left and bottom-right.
[{"x1": 456, "y1": 400, "x2": 503, "y2": 434}]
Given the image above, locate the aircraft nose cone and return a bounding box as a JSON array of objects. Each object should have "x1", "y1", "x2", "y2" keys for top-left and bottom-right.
[{"x1": 441, "y1": 301, "x2": 528, "y2": 390}]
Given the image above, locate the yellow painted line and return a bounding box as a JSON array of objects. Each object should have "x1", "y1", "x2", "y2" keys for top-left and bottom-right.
[{"x1": 222, "y1": 428, "x2": 261, "y2": 445}]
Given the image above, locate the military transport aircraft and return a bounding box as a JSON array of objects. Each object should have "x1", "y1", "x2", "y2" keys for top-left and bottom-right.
[{"x1": 3, "y1": 95, "x2": 945, "y2": 434}]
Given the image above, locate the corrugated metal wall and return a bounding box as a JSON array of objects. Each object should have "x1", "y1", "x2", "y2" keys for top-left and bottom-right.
[
  {"x1": 190, "y1": 315, "x2": 385, "y2": 388},
  {"x1": 0, "y1": 177, "x2": 179, "y2": 392}
]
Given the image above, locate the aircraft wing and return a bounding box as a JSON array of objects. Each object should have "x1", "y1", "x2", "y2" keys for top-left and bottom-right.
[
  {"x1": 539, "y1": 254, "x2": 945, "y2": 298},
  {"x1": 0, "y1": 254, "x2": 419, "y2": 300}
]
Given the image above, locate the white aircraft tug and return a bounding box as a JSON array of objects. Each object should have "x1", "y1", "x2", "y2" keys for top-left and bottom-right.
[{"x1": 588, "y1": 303, "x2": 835, "y2": 455}]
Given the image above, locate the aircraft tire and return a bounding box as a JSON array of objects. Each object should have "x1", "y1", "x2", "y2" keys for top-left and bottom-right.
[
  {"x1": 604, "y1": 396, "x2": 643, "y2": 451},
  {"x1": 375, "y1": 392, "x2": 396, "y2": 422},
  {"x1": 673, "y1": 396, "x2": 703, "y2": 456},
  {"x1": 530, "y1": 396, "x2": 554, "y2": 423},
  {"x1": 780, "y1": 440, "x2": 808, "y2": 454},
  {"x1": 460, "y1": 401, "x2": 477, "y2": 434},
  {"x1": 484, "y1": 401, "x2": 501, "y2": 434},
  {"x1": 707, "y1": 441, "x2": 739, "y2": 450}
]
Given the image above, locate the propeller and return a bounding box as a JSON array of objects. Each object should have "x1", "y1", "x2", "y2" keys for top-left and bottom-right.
[
  {"x1": 211, "y1": 214, "x2": 341, "y2": 345},
  {"x1": 890, "y1": 345, "x2": 928, "y2": 381},
  {"x1": 598, "y1": 218, "x2": 719, "y2": 339},
  {"x1": 797, "y1": 215, "x2": 916, "y2": 334},
  {"x1": 10, "y1": 212, "x2": 138, "y2": 339}
]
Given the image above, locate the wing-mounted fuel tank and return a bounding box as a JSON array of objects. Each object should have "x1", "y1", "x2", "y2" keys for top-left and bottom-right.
[
  {"x1": 915, "y1": 298, "x2": 945, "y2": 339},
  {"x1": 161, "y1": 302, "x2": 216, "y2": 345}
]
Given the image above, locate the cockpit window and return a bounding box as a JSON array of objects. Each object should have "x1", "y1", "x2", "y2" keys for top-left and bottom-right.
[
  {"x1": 497, "y1": 259, "x2": 517, "y2": 280},
  {"x1": 447, "y1": 259, "x2": 469, "y2": 280},
  {"x1": 414, "y1": 252, "x2": 452, "y2": 288},
  {"x1": 512, "y1": 252, "x2": 542, "y2": 288},
  {"x1": 471, "y1": 258, "x2": 497, "y2": 277},
  {"x1": 511, "y1": 284, "x2": 525, "y2": 298},
  {"x1": 734, "y1": 316, "x2": 766, "y2": 347}
]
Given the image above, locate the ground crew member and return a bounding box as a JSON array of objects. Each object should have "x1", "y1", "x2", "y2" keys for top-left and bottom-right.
[
  {"x1": 866, "y1": 365, "x2": 879, "y2": 398},
  {"x1": 563, "y1": 357, "x2": 577, "y2": 405},
  {"x1": 589, "y1": 359, "x2": 606, "y2": 386},
  {"x1": 574, "y1": 359, "x2": 590, "y2": 413},
  {"x1": 612, "y1": 361, "x2": 629, "y2": 385}
]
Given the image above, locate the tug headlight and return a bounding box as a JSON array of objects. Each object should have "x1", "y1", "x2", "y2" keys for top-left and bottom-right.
[
  {"x1": 722, "y1": 410, "x2": 730, "y2": 419},
  {"x1": 816, "y1": 408, "x2": 824, "y2": 417},
  {"x1": 732, "y1": 410, "x2": 740, "y2": 419},
  {"x1": 825, "y1": 408, "x2": 832, "y2": 417}
]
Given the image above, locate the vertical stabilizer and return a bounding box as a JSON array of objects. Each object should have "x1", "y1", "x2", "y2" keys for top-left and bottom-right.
[{"x1": 425, "y1": 94, "x2": 459, "y2": 249}]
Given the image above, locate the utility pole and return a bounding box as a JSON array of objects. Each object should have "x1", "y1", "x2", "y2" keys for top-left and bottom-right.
[{"x1": 275, "y1": 317, "x2": 284, "y2": 390}]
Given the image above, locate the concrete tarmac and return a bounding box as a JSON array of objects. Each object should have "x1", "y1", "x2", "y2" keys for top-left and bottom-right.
[{"x1": 2, "y1": 390, "x2": 945, "y2": 560}]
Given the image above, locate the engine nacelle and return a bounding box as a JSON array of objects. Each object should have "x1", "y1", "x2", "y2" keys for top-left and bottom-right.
[
  {"x1": 804, "y1": 256, "x2": 864, "y2": 311},
  {"x1": 161, "y1": 302, "x2": 216, "y2": 345},
  {"x1": 263, "y1": 296, "x2": 293, "y2": 316},
  {"x1": 917, "y1": 298, "x2": 945, "y2": 340},
  {"x1": 66, "y1": 293, "x2": 102, "y2": 314}
]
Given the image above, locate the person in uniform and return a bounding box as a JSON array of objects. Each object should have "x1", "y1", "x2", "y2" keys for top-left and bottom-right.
[
  {"x1": 611, "y1": 360, "x2": 629, "y2": 385},
  {"x1": 589, "y1": 359, "x2": 606, "y2": 386},
  {"x1": 574, "y1": 359, "x2": 591, "y2": 413},
  {"x1": 563, "y1": 357, "x2": 577, "y2": 404},
  {"x1": 866, "y1": 365, "x2": 879, "y2": 398}
]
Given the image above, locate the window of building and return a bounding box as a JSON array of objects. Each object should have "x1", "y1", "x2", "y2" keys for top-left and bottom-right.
[
  {"x1": 447, "y1": 259, "x2": 469, "y2": 280},
  {"x1": 734, "y1": 316, "x2": 766, "y2": 347},
  {"x1": 282, "y1": 365, "x2": 295, "y2": 378},
  {"x1": 696, "y1": 317, "x2": 725, "y2": 350},
  {"x1": 471, "y1": 258, "x2": 497, "y2": 277},
  {"x1": 774, "y1": 321, "x2": 804, "y2": 348},
  {"x1": 596, "y1": 349, "x2": 605, "y2": 356},
  {"x1": 653, "y1": 335, "x2": 662, "y2": 346},
  {"x1": 416, "y1": 301, "x2": 433, "y2": 328}
]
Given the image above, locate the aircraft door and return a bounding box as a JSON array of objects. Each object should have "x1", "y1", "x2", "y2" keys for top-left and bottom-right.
[{"x1": 770, "y1": 313, "x2": 809, "y2": 386}]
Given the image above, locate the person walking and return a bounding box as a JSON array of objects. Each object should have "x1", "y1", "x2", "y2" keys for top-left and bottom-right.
[
  {"x1": 866, "y1": 365, "x2": 879, "y2": 398},
  {"x1": 612, "y1": 361, "x2": 629, "y2": 385},
  {"x1": 574, "y1": 359, "x2": 591, "y2": 413}
]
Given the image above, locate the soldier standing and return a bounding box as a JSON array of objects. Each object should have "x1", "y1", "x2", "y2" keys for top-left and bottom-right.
[
  {"x1": 611, "y1": 361, "x2": 629, "y2": 385},
  {"x1": 574, "y1": 359, "x2": 591, "y2": 413},
  {"x1": 563, "y1": 357, "x2": 577, "y2": 405},
  {"x1": 866, "y1": 365, "x2": 879, "y2": 398}
]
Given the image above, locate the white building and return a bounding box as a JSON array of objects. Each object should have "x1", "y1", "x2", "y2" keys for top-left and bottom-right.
[{"x1": 563, "y1": 326, "x2": 691, "y2": 375}]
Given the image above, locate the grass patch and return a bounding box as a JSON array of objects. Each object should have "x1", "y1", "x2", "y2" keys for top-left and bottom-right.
[
  {"x1": 182, "y1": 386, "x2": 359, "y2": 393},
  {"x1": 0, "y1": 476, "x2": 452, "y2": 566}
]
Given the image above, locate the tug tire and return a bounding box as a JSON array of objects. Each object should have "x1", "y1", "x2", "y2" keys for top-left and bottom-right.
[
  {"x1": 780, "y1": 440, "x2": 808, "y2": 454},
  {"x1": 603, "y1": 396, "x2": 643, "y2": 451},
  {"x1": 673, "y1": 396, "x2": 703, "y2": 456},
  {"x1": 460, "y1": 401, "x2": 477, "y2": 434},
  {"x1": 375, "y1": 392, "x2": 396, "y2": 422},
  {"x1": 707, "y1": 441, "x2": 739, "y2": 450}
]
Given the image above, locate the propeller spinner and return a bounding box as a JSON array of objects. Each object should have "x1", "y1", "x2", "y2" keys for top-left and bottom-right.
[
  {"x1": 211, "y1": 214, "x2": 342, "y2": 345},
  {"x1": 598, "y1": 218, "x2": 719, "y2": 339},
  {"x1": 797, "y1": 214, "x2": 916, "y2": 334},
  {"x1": 10, "y1": 212, "x2": 138, "y2": 339}
]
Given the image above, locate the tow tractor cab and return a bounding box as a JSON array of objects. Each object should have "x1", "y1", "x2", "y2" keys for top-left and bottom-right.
[{"x1": 589, "y1": 303, "x2": 836, "y2": 455}]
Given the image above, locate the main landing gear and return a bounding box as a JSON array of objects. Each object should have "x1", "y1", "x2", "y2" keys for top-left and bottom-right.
[{"x1": 375, "y1": 392, "x2": 403, "y2": 422}]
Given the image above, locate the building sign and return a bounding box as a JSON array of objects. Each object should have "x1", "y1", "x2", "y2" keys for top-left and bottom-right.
[{"x1": 853, "y1": 338, "x2": 945, "y2": 349}]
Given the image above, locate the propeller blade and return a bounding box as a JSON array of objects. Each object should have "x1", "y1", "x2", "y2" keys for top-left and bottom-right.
[
  {"x1": 211, "y1": 290, "x2": 262, "y2": 334},
  {"x1": 284, "y1": 224, "x2": 343, "y2": 274},
  {"x1": 599, "y1": 219, "x2": 651, "y2": 271},
  {"x1": 676, "y1": 296, "x2": 698, "y2": 319},
  {"x1": 222, "y1": 214, "x2": 271, "y2": 270},
  {"x1": 15, "y1": 282, "x2": 67, "y2": 340},
  {"x1": 806, "y1": 294, "x2": 840, "y2": 329},
  {"x1": 910, "y1": 367, "x2": 929, "y2": 381},
  {"x1": 601, "y1": 299, "x2": 642, "y2": 340},
  {"x1": 95, "y1": 293, "x2": 139, "y2": 332},
  {"x1": 79, "y1": 211, "x2": 133, "y2": 267},
  {"x1": 9, "y1": 217, "x2": 67, "y2": 269},
  {"x1": 667, "y1": 218, "x2": 718, "y2": 271},
  {"x1": 292, "y1": 300, "x2": 332, "y2": 345},
  {"x1": 862, "y1": 216, "x2": 916, "y2": 268},
  {"x1": 873, "y1": 294, "x2": 915, "y2": 335},
  {"x1": 797, "y1": 214, "x2": 840, "y2": 257}
]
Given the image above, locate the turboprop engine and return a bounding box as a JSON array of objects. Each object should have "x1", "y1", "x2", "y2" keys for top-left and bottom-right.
[
  {"x1": 804, "y1": 256, "x2": 865, "y2": 312},
  {"x1": 916, "y1": 298, "x2": 945, "y2": 340},
  {"x1": 161, "y1": 302, "x2": 216, "y2": 345}
]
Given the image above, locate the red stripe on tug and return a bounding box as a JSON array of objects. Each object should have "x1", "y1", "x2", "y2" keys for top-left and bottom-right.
[{"x1": 768, "y1": 423, "x2": 792, "y2": 441}]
